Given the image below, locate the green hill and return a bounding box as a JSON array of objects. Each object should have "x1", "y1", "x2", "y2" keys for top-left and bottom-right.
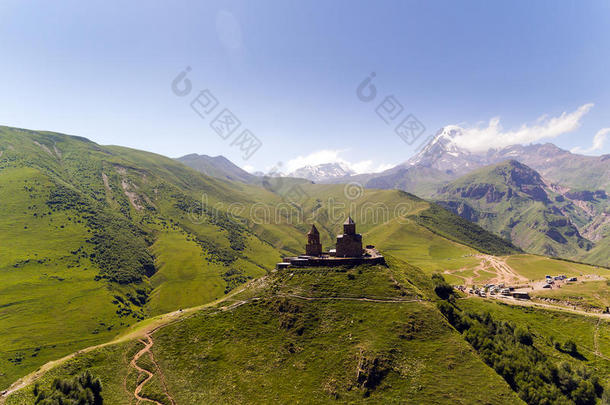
[{"x1": 5, "y1": 259, "x2": 524, "y2": 404}]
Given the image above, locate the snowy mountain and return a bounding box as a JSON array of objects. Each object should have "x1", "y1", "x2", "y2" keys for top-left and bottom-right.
[
  {"x1": 373, "y1": 126, "x2": 610, "y2": 193},
  {"x1": 288, "y1": 162, "x2": 355, "y2": 182}
]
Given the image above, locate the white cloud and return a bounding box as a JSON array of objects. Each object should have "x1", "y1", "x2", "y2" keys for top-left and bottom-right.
[
  {"x1": 350, "y1": 160, "x2": 395, "y2": 174},
  {"x1": 241, "y1": 164, "x2": 255, "y2": 173},
  {"x1": 571, "y1": 127, "x2": 610, "y2": 154},
  {"x1": 450, "y1": 103, "x2": 594, "y2": 152},
  {"x1": 285, "y1": 149, "x2": 394, "y2": 174}
]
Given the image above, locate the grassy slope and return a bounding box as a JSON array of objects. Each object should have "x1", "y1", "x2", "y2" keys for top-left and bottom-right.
[
  {"x1": 531, "y1": 280, "x2": 610, "y2": 311},
  {"x1": 0, "y1": 166, "x2": 125, "y2": 387},
  {"x1": 7, "y1": 261, "x2": 522, "y2": 404},
  {"x1": 579, "y1": 229, "x2": 610, "y2": 267},
  {"x1": 0, "y1": 126, "x2": 283, "y2": 388},
  {"x1": 458, "y1": 299, "x2": 610, "y2": 385},
  {"x1": 365, "y1": 217, "x2": 480, "y2": 274}
]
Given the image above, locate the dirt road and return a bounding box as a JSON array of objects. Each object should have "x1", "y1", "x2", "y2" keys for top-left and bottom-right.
[{"x1": 444, "y1": 254, "x2": 529, "y2": 287}]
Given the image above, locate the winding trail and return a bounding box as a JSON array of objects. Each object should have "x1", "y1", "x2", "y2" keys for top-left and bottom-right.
[
  {"x1": 443, "y1": 255, "x2": 528, "y2": 287},
  {"x1": 130, "y1": 333, "x2": 173, "y2": 405}
]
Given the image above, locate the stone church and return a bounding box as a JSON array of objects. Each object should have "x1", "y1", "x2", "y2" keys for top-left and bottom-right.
[
  {"x1": 305, "y1": 216, "x2": 363, "y2": 258},
  {"x1": 278, "y1": 217, "x2": 383, "y2": 269}
]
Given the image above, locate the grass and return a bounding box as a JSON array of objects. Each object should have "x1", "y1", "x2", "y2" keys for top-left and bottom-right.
[
  {"x1": 147, "y1": 230, "x2": 230, "y2": 315},
  {"x1": 506, "y1": 255, "x2": 610, "y2": 281},
  {"x1": 0, "y1": 167, "x2": 128, "y2": 389},
  {"x1": 365, "y1": 217, "x2": 481, "y2": 274},
  {"x1": 433, "y1": 160, "x2": 608, "y2": 265},
  {"x1": 5, "y1": 341, "x2": 138, "y2": 405},
  {"x1": 531, "y1": 280, "x2": 610, "y2": 311}
]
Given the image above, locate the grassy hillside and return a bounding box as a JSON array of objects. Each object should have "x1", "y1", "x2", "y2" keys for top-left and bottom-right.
[
  {"x1": 0, "y1": 126, "x2": 283, "y2": 389},
  {"x1": 6, "y1": 260, "x2": 523, "y2": 404}
]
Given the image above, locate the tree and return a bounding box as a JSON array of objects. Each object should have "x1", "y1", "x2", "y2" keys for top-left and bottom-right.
[
  {"x1": 515, "y1": 327, "x2": 533, "y2": 346},
  {"x1": 572, "y1": 380, "x2": 596, "y2": 405},
  {"x1": 563, "y1": 340, "x2": 578, "y2": 356},
  {"x1": 431, "y1": 273, "x2": 454, "y2": 300}
]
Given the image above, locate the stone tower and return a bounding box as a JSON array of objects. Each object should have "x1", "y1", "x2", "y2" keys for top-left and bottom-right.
[
  {"x1": 335, "y1": 216, "x2": 363, "y2": 257},
  {"x1": 305, "y1": 224, "x2": 323, "y2": 256},
  {"x1": 343, "y1": 215, "x2": 356, "y2": 235}
]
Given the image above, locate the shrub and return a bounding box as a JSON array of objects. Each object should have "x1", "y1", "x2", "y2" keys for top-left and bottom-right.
[
  {"x1": 431, "y1": 273, "x2": 454, "y2": 300},
  {"x1": 563, "y1": 340, "x2": 578, "y2": 356}
]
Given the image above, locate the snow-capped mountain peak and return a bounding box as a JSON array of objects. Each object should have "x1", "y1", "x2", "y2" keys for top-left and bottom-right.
[
  {"x1": 288, "y1": 162, "x2": 355, "y2": 182},
  {"x1": 408, "y1": 126, "x2": 472, "y2": 170}
]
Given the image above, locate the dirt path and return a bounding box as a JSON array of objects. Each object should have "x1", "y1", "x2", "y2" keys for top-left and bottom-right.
[
  {"x1": 470, "y1": 295, "x2": 610, "y2": 320},
  {"x1": 594, "y1": 318, "x2": 602, "y2": 358},
  {"x1": 444, "y1": 255, "x2": 528, "y2": 287},
  {"x1": 443, "y1": 254, "x2": 529, "y2": 287},
  {"x1": 130, "y1": 334, "x2": 167, "y2": 405},
  {"x1": 278, "y1": 293, "x2": 421, "y2": 303}
]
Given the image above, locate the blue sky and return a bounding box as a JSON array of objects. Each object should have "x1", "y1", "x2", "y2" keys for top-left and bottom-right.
[{"x1": 1, "y1": 0, "x2": 609, "y2": 173}]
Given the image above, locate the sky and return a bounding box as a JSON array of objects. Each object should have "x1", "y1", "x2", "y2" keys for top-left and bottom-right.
[{"x1": 1, "y1": 0, "x2": 609, "y2": 174}]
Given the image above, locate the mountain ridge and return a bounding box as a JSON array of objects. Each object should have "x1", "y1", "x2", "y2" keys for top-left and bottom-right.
[
  {"x1": 176, "y1": 153, "x2": 257, "y2": 184},
  {"x1": 433, "y1": 159, "x2": 609, "y2": 265}
]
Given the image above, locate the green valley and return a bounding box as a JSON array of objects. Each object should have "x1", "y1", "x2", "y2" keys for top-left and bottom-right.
[{"x1": 1, "y1": 126, "x2": 609, "y2": 405}]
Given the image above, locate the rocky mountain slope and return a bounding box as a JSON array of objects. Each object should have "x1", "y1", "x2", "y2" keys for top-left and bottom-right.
[
  {"x1": 323, "y1": 127, "x2": 609, "y2": 197},
  {"x1": 434, "y1": 160, "x2": 609, "y2": 265}
]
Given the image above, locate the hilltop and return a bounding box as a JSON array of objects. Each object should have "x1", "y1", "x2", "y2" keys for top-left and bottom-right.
[
  {"x1": 4, "y1": 259, "x2": 524, "y2": 404},
  {"x1": 176, "y1": 153, "x2": 257, "y2": 184}
]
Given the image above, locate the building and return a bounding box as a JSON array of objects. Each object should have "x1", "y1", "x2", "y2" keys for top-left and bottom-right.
[
  {"x1": 335, "y1": 216, "x2": 363, "y2": 257},
  {"x1": 276, "y1": 217, "x2": 384, "y2": 269},
  {"x1": 305, "y1": 224, "x2": 323, "y2": 256}
]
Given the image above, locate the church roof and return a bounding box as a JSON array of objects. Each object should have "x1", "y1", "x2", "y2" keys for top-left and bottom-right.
[
  {"x1": 307, "y1": 224, "x2": 319, "y2": 235},
  {"x1": 344, "y1": 216, "x2": 355, "y2": 225}
]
